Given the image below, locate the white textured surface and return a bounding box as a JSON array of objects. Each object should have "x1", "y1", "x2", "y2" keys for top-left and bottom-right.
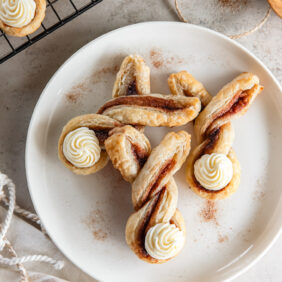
[{"x1": 0, "y1": 0, "x2": 281, "y2": 281}]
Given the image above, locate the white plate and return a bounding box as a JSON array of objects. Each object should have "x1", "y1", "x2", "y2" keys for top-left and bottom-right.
[{"x1": 26, "y1": 22, "x2": 282, "y2": 282}]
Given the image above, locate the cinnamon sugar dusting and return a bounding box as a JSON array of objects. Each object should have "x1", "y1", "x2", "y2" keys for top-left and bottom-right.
[
  {"x1": 149, "y1": 48, "x2": 184, "y2": 69},
  {"x1": 65, "y1": 82, "x2": 87, "y2": 104},
  {"x1": 150, "y1": 49, "x2": 163, "y2": 69},
  {"x1": 65, "y1": 64, "x2": 119, "y2": 104},
  {"x1": 92, "y1": 229, "x2": 108, "y2": 241},
  {"x1": 66, "y1": 92, "x2": 82, "y2": 104},
  {"x1": 91, "y1": 65, "x2": 119, "y2": 84},
  {"x1": 83, "y1": 208, "x2": 109, "y2": 241},
  {"x1": 218, "y1": 234, "x2": 229, "y2": 243},
  {"x1": 199, "y1": 200, "x2": 219, "y2": 225}
]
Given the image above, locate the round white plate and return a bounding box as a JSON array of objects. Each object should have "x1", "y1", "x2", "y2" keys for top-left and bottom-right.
[{"x1": 26, "y1": 22, "x2": 282, "y2": 282}]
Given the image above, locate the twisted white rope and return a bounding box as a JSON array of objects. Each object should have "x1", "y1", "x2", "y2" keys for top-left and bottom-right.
[
  {"x1": 1, "y1": 197, "x2": 48, "y2": 235},
  {"x1": 0, "y1": 173, "x2": 15, "y2": 251},
  {"x1": 4, "y1": 238, "x2": 29, "y2": 282},
  {"x1": 0, "y1": 172, "x2": 64, "y2": 280},
  {"x1": 0, "y1": 254, "x2": 64, "y2": 270}
]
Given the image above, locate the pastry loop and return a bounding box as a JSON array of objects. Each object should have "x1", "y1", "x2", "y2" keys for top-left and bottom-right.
[
  {"x1": 168, "y1": 71, "x2": 263, "y2": 199},
  {"x1": 123, "y1": 131, "x2": 190, "y2": 263}
]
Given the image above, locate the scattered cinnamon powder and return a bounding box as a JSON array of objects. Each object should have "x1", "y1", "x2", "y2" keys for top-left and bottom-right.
[
  {"x1": 65, "y1": 82, "x2": 87, "y2": 104},
  {"x1": 218, "y1": 234, "x2": 229, "y2": 243},
  {"x1": 73, "y1": 82, "x2": 88, "y2": 92},
  {"x1": 218, "y1": 0, "x2": 247, "y2": 11},
  {"x1": 150, "y1": 48, "x2": 164, "y2": 69},
  {"x1": 92, "y1": 229, "x2": 108, "y2": 241},
  {"x1": 91, "y1": 65, "x2": 119, "y2": 84},
  {"x1": 199, "y1": 200, "x2": 219, "y2": 225},
  {"x1": 149, "y1": 48, "x2": 184, "y2": 69},
  {"x1": 65, "y1": 64, "x2": 119, "y2": 104},
  {"x1": 83, "y1": 208, "x2": 109, "y2": 241},
  {"x1": 66, "y1": 92, "x2": 82, "y2": 104}
]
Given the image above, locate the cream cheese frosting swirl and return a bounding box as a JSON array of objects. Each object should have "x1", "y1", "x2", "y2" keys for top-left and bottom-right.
[
  {"x1": 0, "y1": 0, "x2": 36, "y2": 28},
  {"x1": 145, "y1": 223, "x2": 185, "y2": 260},
  {"x1": 194, "y1": 153, "x2": 233, "y2": 191},
  {"x1": 63, "y1": 127, "x2": 101, "y2": 168}
]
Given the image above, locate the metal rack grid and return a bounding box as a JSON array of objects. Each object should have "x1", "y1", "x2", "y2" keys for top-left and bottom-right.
[{"x1": 0, "y1": 0, "x2": 102, "y2": 64}]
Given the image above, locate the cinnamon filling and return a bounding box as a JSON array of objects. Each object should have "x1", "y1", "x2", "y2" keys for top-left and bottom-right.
[
  {"x1": 202, "y1": 127, "x2": 221, "y2": 155},
  {"x1": 141, "y1": 159, "x2": 176, "y2": 206},
  {"x1": 137, "y1": 188, "x2": 165, "y2": 258},
  {"x1": 205, "y1": 90, "x2": 250, "y2": 136},
  {"x1": 220, "y1": 91, "x2": 250, "y2": 118},
  {"x1": 127, "y1": 80, "x2": 137, "y2": 96},
  {"x1": 130, "y1": 142, "x2": 149, "y2": 169},
  {"x1": 90, "y1": 127, "x2": 116, "y2": 145},
  {"x1": 97, "y1": 96, "x2": 185, "y2": 114}
]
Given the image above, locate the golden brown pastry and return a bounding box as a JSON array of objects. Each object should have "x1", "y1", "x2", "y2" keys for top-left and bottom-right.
[
  {"x1": 58, "y1": 114, "x2": 122, "y2": 175},
  {"x1": 186, "y1": 72, "x2": 263, "y2": 200},
  {"x1": 126, "y1": 131, "x2": 190, "y2": 263},
  {"x1": 0, "y1": 0, "x2": 46, "y2": 37},
  {"x1": 105, "y1": 125, "x2": 151, "y2": 183},
  {"x1": 97, "y1": 94, "x2": 201, "y2": 127},
  {"x1": 112, "y1": 55, "x2": 150, "y2": 97},
  {"x1": 168, "y1": 70, "x2": 212, "y2": 107}
]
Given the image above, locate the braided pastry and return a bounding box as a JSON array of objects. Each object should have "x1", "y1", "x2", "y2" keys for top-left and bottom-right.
[
  {"x1": 97, "y1": 94, "x2": 201, "y2": 127},
  {"x1": 112, "y1": 55, "x2": 150, "y2": 97},
  {"x1": 58, "y1": 114, "x2": 122, "y2": 175},
  {"x1": 181, "y1": 72, "x2": 263, "y2": 200},
  {"x1": 106, "y1": 128, "x2": 190, "y2": 263},
  {"x1": 126, "y1": 131, "x2": 190, "y2": 263}
]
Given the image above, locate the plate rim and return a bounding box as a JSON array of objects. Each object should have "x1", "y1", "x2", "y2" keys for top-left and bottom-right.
[{"x1": 25, "y1": 21, "x2": 282, "y2": 281}]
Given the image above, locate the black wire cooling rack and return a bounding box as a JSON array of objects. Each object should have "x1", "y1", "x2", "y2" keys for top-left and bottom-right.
[{"x1": 0, "y1": 0, "x2": 102, "y2": 64}]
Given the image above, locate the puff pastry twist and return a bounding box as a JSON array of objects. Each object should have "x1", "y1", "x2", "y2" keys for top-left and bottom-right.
[
  {"x1": 169, "y1": 72, "x2": 263, "y2": 200},
  {"x1": 112, "y1": 55, "x2": 150, "y2": 97},
  {"x1": 58, "y1": 114, "x2": 122, "y2": 175},
  {"x1": 106, "y1": 128, "x2": 190, "y2": 263},
  {"x1": 97, "y1": 94, "x2": 201, "y2": 127}
]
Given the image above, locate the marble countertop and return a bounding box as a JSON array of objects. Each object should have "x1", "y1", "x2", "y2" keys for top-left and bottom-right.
[{"x1": 0, "y1": 0, "x2": 281, "y2": 281}]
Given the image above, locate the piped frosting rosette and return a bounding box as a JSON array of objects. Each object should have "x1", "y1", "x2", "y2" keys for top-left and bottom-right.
[
  {"x1": 0, "y1": 0, "x2": 46, "y2": 37},
  {"x1": 58, "y1": 114, "x2": 122, "y2": 175}
]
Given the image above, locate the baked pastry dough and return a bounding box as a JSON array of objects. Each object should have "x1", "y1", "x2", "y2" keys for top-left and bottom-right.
[
  {"x1": 105, "y1": 125, "x2": 151, "y2": 183},
  {"x1": 186, "y1": 72, "x2": 263, "y2": 200},
  {"x1": 126, "y1": 131, "x2": 190, "y2": 263},
  {"x1": 168, "y1": 70, "x2": 212, "y2": 107},
  {"x1": 112, "y1": 55, "x2": 150, "y2": 97},
  {"x1": 97, "y1": 94, "x2": 201, "y2": 127},
  {"x1": 58, "y1": 114, "x2": 122, "y2": 175},
  {"x1": 0, "y1": 0, "x2": 46, "y2": 37}
]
